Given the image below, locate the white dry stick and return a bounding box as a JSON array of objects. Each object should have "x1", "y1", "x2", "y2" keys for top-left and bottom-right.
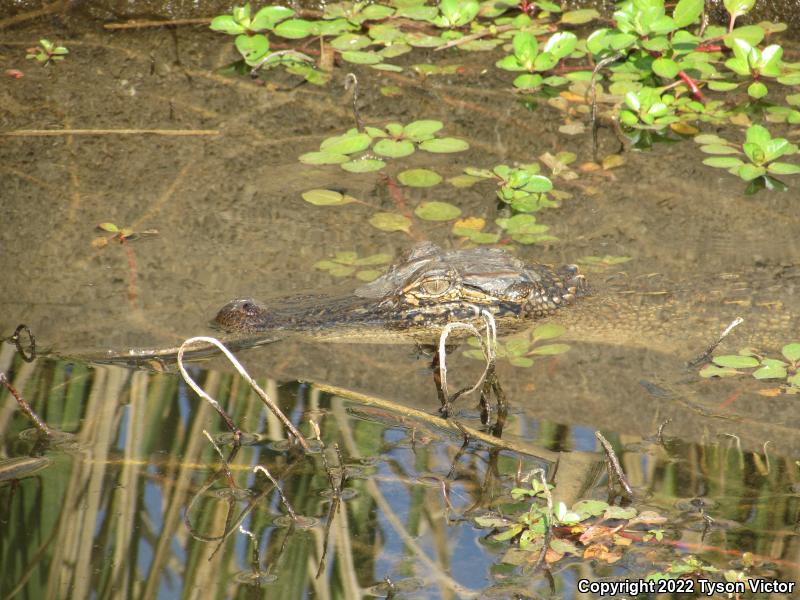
[
  {"x1": 178, "y1": 336, "x2": 310, "y2": 451},
  {"x1": 437, "y1": 310, "x2": 498, "y2": 401}
]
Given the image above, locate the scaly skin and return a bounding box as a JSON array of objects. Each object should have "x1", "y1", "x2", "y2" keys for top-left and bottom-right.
[{"x1": 213, "y1": 242, "x2": 589, "y2": 344}]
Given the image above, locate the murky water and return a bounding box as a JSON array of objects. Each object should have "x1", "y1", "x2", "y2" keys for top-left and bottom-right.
[{"x1": 2, "y1": 1, "x2": 799, "y2": 598}]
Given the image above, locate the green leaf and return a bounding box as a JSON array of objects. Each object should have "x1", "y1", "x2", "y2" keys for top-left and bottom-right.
[
  {"x1": 509, "y1": 357, "x2": 535, "y2": 368},
  {"x1": 414, "y1": 201, "x2": 461, "y2": 221},
  {"x1": 301, "y1": 189, "x2": 356, "y2": 206},
  {"x1": 320, "y1": 132, "x2": 373, "y2": 155},
  {"x1": 369, "y1": 212, "x2": 412, "y2": 233},
  {"x1": 603, "y1": 505, "x2": 637, "y2": 519},
  {"x1": 251, "y1": 5, "x2": 294, "y2": 30},
  {"x1": 403, "y1": 120, "x2": 444, "y2": 141},
  {"x1": 373, "y1": 138, "x2": 415, "y2": 158},
  {"x1": 273, "y1": 19, "x2": 314, "y2": 39},
  {"x1": 700, "y1": 144, "x2": 741, "y2": 155},
  {"x1": 542, "y1": 32, "x2": 577, "y2": 61},
  {"x1": 340, "y1": 158, "x2": 385, "y2": 173},
  {"x1": 767, "y1": 162, "x2": 800, "y2": 175},
  {"x1": 512, "y1": 32, "x2": 539, "y2": 69},
  {"x1": 529, "y1": 343, "x2": 571, "y2": 356},
  {"x1": 723, "y1": 0, "x2": 756, "y2": 18},
  {"x1": 703, "y1": 156, "x2": 744, "y2": 169},
  {"x1": 397, "y1": 168, "x2": 442, "y2": 187},
  {"x1": 354, "y1": 253, "x2": 392, "y2": 266},
  {"x1": 341, "y1": 50, "x2": 382, "y2": 64},
  {"x1": 699, "y1": 364, "x2": 740, "y2": 378},
  {"x1": 713, "y1": 355, "x2": 760, "y2": 368},
  {"x1": 707, "y1": 81, "x2": 740, "y2": 92},
  {"x1": 560, "y1": 9, "x2": 599, "y2": 25},
  {"x1": 532, "y1": 323, "x2": 565, "y2": 341},
  {"x1": 738, "y1": 164, "x2": 766, "y2": 181},
  {"x1": 513, "y1": 73, "x2": 543, "y2": 90},
  {"x1": 235, "y1": 34, "x2": 269, "y2": 65},
  {"x1": 747, "y1": 81, "x2": 768, "y2": 99},
  {"x1": 652, "y1": 57, "x2": 679, "y2": 79},
  {"x1": 298, "y1": 151, "x2": 349, "y2": 165},
  {"x1": 210, "y1": 15, "x2": 245, "y2": 34},
  {"x1": 763, "y1": 138, "x2": 792, "y2": 162},
  {"x1": 743, "y1": 141, "x2": 765, "y2": 165},
  {"x1": 330, "y1": 33, "x2": 372, "y2": 51},
  {"x1": 672, "y1": 0, "x2": 703, "y2": 27},
  {"x1": 753, "y1": 364, "x2": 787, "y2": 379},
  {"x1": 98, "y1": 222, "x2": 119, "y2": 233},
  {"x1": 418, "y1": 138, "x2": 469, "y2": 153},
  {"x1": 724, "y1": 24, "x2": 765, "y2": 48}
]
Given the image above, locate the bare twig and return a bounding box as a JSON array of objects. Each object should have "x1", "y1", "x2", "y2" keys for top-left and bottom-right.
[
  {"x1": 103, "y1": 17, "x2": 212, "y2": 30},
  {"x1": 254, "y1": 465, "x2": 297, "y2": 521},
  {"x1": 250, "y1": 50, "x2": 314, "y2": 76},
  {"x1": 437, "y1": 309, "x2": 498, "y2": 415},
  {"x1": 1, "y1": 129, "x2": 219, "y2": 137},
  {"x1": 0, "y1": 373, "x2": 54, "y2": 438},
  {"x1": 595, "y1": 431, "x2": 634, "y2": 498},
  {"x1": 343, "y1": 73, "x2": 364, "y2": 132},
  {"x1": 177, "y1": 336, "x2": 310, "y2": 451},
  {"x1": 687, "y1": 317, "x2": 744, "y2": 367},
  {"x1": 656, "y1": 418, "x2": 672, "y2": 446},
  {"x1": 10, "y1": 324, "x2": 36, "y2": 362}
]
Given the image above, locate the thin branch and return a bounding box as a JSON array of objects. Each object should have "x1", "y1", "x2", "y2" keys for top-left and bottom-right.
[{"x1": 1, "y1": 129, "x2": 219, "y2": 137}]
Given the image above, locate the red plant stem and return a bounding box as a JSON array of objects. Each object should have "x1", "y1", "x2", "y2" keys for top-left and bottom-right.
[
  {"x1": 120, "y1": 238, "x2": 138, "y2": 306},
  {"x1": 678, "y1": 70, "x2": 704, "y2": 102},
  {"x1": 695, "y1": 44, "x2": 722, "y2": 53},
  {"x1": 383, "y1": 174, "x2": 410, "y2": 215}
]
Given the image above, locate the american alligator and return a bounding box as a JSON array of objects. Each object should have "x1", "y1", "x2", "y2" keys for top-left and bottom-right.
[{"x1": 213, "y1": 242, "x2": 589, "y2": 344}]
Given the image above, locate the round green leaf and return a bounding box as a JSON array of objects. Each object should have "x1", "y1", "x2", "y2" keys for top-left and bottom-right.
[
  {"x1": 273, "y1": 19, "x2": 314, "y2": 39},
  {"x1": 673, "y1": 0, "x2": 704, "y2": 27},
  {"x1": 301, "y1": 189, "x2": 356, "y2": 206},
  {"x1": 712, "y1": 355, "x2": 759, "y2": 368},
  {"x1": 418, "y1": 138, "x2": 469, "y2": 153},
  {"x1": 320, "y1": 132, "x2": 372, "y2": 155},
  {"x1": 652, "y1": 57, "x2": 679, "y2": 79},
  {"x1": 235, "y1": 34, "x2": 269, "y2": 65},
  {"x1": 533, "y1": 323, "x2": 565, "y2": 340},
  {"x1": 560, "y1": 9, "x2": 599, "y2": 24},
  {"x1": 298, "y1": 151, "x2": 349, "y2": 165},
  {"x1": 210, "y1": 15, "x2": 245, "y2": 34},
  {"x1": 747, "y1": 81, "x2": 768, "y2": 99},
  {"x1": 414, "y1": 201, "x2": 461, "y2": 221},
  {"x1": 753, "y1": 364, "x2": 787, "y2": 379},
  {"x1": 403, "y1": 120, "x2": 444, "y2": 141},
  {"x1": 373, "y1": 138, "x2": 415, "y2": 158},
  {"x1": 251, "y1": 5, "x2": 295, "y2": 30},
  {"x1": 341, "y1": 50, "x2": 382, "y2": 65},
  {"x1": 369, "y1": 212, "x2": 412, "y2": 232},
  {"x1": 783, "y1": 343, "x2": 800, "y2": 362},
  {"x1": 513, "y1": 73, "x2": 543, "y2": 90},
  {"x1": 341, "y1": 158, "x2": 386, "y2": 173},
  {"x1": 529, "y1": 343, "x2": 571, "y2": 356},
  {"x1": 330, "y1": 33, "x2": 372, "y2": 51},
  {"x1": 707, "y1": 81, "x2": 740, "y2": 92},
  {"x1": 397, "y1": 168, "x2": 442, "y2": 187}
]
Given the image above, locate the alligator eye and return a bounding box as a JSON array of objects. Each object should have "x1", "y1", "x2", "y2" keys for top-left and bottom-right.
[{"x1": 417, "y1": 278, "x2": 451, "y2": 297}]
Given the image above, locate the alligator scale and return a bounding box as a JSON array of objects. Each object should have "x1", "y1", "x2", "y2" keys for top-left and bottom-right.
[{"x1": 214, "y1": 242, "x2": 588, "y2": 344}]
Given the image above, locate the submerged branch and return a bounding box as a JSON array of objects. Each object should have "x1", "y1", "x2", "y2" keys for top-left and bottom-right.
[{"x1": 1, "y1": 129, "x2": 220, "y2": 137}]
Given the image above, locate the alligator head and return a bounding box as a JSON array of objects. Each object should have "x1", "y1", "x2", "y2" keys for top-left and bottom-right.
[{"x1": 214, "y1": 242, "x2": 588, "y2": 342}]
